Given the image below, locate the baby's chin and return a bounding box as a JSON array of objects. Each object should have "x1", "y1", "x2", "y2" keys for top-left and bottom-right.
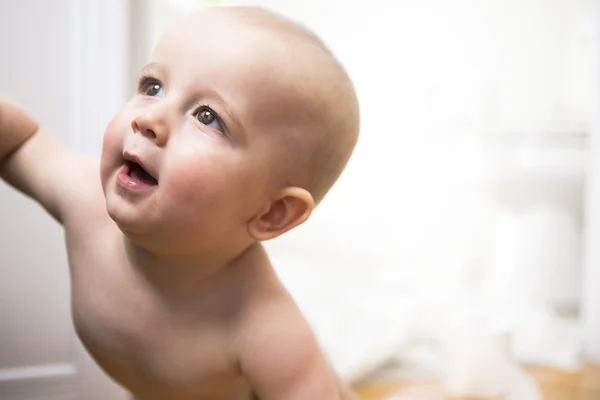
[
  {"x1": 104, "y1": 192, "x2": 154, "y2": 236},
  {"x1": 109, "y1": 214, "x2": 170, "y2": 257},
  {"x1": 105, "y1": 196, "x2": 186, "y2": 250}
]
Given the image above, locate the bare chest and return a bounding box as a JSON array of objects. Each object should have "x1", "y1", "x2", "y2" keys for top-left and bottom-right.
[{"x1": 65, "y1": 230, "x2": 246, "y2": 399}]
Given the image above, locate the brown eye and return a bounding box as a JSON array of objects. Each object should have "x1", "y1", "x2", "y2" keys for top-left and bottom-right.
[
  {"x1": 194, "y1": 107, "x2": 223, "y2": 132},
  {"x1": 145, "y1": 83, "x2": 162, "y2": 97},
  {"x1": 197, "y1": 109, "x2": 215, "y2": 124}
]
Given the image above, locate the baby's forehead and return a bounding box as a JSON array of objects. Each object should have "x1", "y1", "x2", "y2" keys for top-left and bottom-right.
[
  {"x1": 156, "y1": 8, "x2": 324, "y2": 68},
  {"x1": 154, "y1": 14, "x2": 288, "y2": 83},
  {"x1": 158, "y1": 10, "x2": 282, "y2": 52},
  {"x1": 152, "y1": 12, "x2": 332, "y2": 124}
]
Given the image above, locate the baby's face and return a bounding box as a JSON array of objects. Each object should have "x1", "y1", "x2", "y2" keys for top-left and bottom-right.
[{"x1": 100, "y1": 12, "x2": 306, "y2": 257}]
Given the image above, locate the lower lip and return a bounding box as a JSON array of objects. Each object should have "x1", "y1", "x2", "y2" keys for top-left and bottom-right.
[{"x1": 116, "y1": 165, "x2": 157, "y2": 191}]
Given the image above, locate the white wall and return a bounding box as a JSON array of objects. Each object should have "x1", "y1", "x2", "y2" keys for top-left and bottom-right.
[
  {"x1": 582, "y1": 2, "x2": 600, "y2": 365},
  {"x1": 0, "y1": 1, "x2": 74, "y2": 369},
  {"x1": 583, "y1": 122, "x2": 600, "y2": 363}
]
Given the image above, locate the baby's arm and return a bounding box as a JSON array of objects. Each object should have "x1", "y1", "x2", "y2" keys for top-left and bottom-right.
[
  {"x1": 239, "y1": 304, "x2": 355, "y2": 400},
  {"x1": 0, "y1": 98, "x2": 98, "y2": 224}
]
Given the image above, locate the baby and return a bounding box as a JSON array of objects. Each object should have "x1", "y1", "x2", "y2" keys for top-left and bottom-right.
[{"x1": 0, "y1": 6, "x2": 359, "y2": 400}]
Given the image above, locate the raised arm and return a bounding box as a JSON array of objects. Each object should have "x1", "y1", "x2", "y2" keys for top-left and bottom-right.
[{"x1": 0, "y1": 97, "x2": 100, "y2": 225}]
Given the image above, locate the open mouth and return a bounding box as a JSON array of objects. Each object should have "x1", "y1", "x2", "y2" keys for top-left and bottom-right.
[
  {"x1": 118, "y1": 159, "x2": 158, "y2": 190},
  {"x1": 125, "y1": 160, "x2": 157, "y2": 186}
]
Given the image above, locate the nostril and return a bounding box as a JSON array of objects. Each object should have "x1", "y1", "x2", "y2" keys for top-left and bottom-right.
[
  {"x1": 131, "y1": 120, "x2": 141, "y2": 133},
  {"x1": 143, "y1": 127, "x2": 157, "y2": 138},
  {"x1": 131, "y1": 120, "x2": 156, "y2": 139}
]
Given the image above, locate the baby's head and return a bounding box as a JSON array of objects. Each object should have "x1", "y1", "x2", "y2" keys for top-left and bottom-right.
[{"x1": 100, "y1": 7, "x2": 359, "y2": 261}]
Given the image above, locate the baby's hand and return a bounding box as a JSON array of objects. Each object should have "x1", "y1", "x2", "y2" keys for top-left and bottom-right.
[{"x1": 0, "y1": 97, "x2": 39, "y2": 162}]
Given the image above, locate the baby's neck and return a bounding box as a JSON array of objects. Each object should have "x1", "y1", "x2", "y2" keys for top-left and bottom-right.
[{"x1": 121, "y1": 235, "x2": 264, "y2": 298}]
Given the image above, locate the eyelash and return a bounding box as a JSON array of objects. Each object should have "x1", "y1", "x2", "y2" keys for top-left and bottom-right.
[{"x1": 136, "y1": 75, "x2": 227, "y2": 134}]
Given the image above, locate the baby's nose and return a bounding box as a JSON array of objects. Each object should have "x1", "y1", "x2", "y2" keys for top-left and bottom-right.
[{"x1": 131, "y1": 111, "x2": 169, "y2": 146}]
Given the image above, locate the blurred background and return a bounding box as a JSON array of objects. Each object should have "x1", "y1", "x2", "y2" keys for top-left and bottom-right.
[{"x1": 1, "y1": 0, "x2": 599, "y2": 398}]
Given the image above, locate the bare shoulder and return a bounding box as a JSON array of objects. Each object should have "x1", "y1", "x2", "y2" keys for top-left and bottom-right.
[{"x1": 235, "y1": 290, "x2": 343, "y2": 399}]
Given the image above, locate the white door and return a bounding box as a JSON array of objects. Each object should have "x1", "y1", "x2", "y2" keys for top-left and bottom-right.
[{"x1": 0, "y1": 1, "x2": 128, "y2": 399}]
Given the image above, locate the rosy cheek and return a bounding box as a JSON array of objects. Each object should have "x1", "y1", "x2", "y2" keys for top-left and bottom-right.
[{"x1": 169, "y1": 157, "x2": 225, "y2": 203}]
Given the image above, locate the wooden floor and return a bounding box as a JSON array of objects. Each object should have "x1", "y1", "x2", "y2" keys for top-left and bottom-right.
[{"x1": 354, "y1": 364, "x2": 600, "y2": 400}]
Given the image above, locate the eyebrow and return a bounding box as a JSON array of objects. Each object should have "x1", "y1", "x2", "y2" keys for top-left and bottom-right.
[{"x1": 138, "y1": 62, "x2": 167, "y2": 82}]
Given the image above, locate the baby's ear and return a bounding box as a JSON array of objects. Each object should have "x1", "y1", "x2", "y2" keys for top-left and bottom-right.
[{"x1": 248, "y1": 187, "x2": 314, "y2": 241}]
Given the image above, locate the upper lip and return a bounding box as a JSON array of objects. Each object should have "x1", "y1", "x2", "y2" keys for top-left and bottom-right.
[{"x1": 123, "y1": 151, "x2": 158, "y2": 181}]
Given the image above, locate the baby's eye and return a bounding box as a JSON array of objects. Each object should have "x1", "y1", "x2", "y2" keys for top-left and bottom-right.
[
  {"x1": 138, "y1": 77, "x2": 164, "y2": 97},
  {"x1": 194, "y1": 107, "x2": 223, "y2": 132},
  {"x1": 145, "y1": 83, "x2": 163, "y2": 97}
]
